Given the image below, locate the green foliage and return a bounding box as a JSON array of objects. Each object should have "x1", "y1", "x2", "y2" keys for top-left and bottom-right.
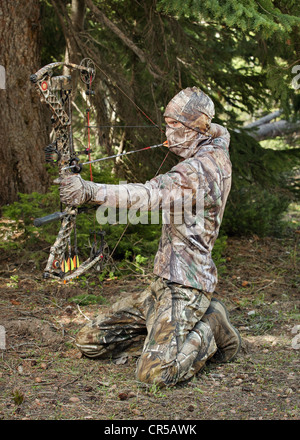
[
  {"x1": 2, "y1": 186, "x2": 59, "y2": 226},
  {"x1": 220, "y1": 130, "x2": 300, "y2": 237},
  {"x1": 0, "y1": 186, "x2": 60, "y2": 250},
  {"x1": 11, "y1": 389, "x2": 24, "y2": 406},
  {"x1": 108, "y1": 222, "x2": 161, "y2": 261},
  {"x1": 157, "y1": 0, "x2": 300, "y2": 37},
  {"x1": 68, "y1": 293, "x2": 108, "y2": 305},
  {"x1": 231, "y1": 130, "x2": 300, "y2": 189},
  {"x1": 6, "y1": 275, "x2": 19, "y2": 289},
  {"x1": 40, "y1": 0, "x2": 66, "y2": 64},
  {"x1": 212, "y1": 234, "x2": 228, "y2": 274},
  {"x1": 222, "y1": 184, "x2": 291, "y2": 237}
]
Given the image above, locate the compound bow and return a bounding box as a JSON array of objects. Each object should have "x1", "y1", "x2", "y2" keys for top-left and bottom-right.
[{"x1": 31, "y1": 58, "x2": 108, "y2": 281}]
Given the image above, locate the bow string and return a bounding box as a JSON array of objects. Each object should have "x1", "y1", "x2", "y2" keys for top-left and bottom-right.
[{"x1": 31, "y1": 58, "x2": 169, "y2": 282}]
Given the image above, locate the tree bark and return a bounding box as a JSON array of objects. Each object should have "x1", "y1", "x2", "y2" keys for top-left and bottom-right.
[{"x1": 0, "y1": 0, "x2": 50, "y2": 207}]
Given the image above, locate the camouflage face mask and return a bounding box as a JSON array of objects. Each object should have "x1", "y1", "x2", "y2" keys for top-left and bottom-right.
[{"x1": 166, "y1": 124, "x2": 210, "y2": 159}]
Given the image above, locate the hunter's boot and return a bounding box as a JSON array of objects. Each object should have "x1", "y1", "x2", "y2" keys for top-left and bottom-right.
[{"x1": 202, "y1": 298, "x2": 241, "y2": 363}]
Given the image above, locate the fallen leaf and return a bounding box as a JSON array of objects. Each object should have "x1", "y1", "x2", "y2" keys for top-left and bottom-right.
[
  {"x1": 114, "y1": 356, "x2": 128, "y2": 365},
  {"x1": 97, "y1": 380, "x2": 110, "y2": 387}
]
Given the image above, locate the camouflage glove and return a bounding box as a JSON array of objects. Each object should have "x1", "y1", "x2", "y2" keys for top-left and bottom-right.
[{"x1": 59, "y1": 174, "x2": 106, "y2": 206}]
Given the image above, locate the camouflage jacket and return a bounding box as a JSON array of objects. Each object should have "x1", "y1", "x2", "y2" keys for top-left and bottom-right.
[{"x1": 102, "y1": 128, "x2": 231, "y2": 293}]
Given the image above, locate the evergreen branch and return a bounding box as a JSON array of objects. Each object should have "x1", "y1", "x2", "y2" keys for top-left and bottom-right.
[{"x1": 85, "y1": 0, "x2": 164, "y2": 79}]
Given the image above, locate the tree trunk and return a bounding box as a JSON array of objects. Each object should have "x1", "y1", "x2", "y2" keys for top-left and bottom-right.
[
  {"x1": 0, "y1": 0, "x2": 50, "y2": 207},
  {"x1": 64, "y1": 0, "x2": 86, "y2": 65}
]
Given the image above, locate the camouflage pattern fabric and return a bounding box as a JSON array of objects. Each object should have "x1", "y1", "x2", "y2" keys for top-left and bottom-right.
[
  {"x1": 101, "y1": 124, "x2": 231, "y2": 294},
  {"x1": 76, "y1": 277, "x2": 217, "y2": 387},
  {"x1": 164, "y1": 86, "x2": 215, "y2": 124},
  {"x1": 65, "y1": 87, "x2": 231, "y2": 386},
  {"x1": 60, "y1": 87, "x2": 231, "y2": 295}
]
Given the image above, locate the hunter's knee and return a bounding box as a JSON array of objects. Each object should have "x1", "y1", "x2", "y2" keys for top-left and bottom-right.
[{"x1": 136, "y1": 353, "x2": 174, "y2": 387}]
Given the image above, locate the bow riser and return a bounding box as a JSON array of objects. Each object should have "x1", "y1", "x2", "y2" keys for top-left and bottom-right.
[{"x1": 36, "y1": 78, "x2": 77, "y2": 279}]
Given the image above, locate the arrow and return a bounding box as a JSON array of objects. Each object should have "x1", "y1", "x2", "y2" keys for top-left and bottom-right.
[{"x1": 62, "y1": 141, "x2": 169, "y2": 172}]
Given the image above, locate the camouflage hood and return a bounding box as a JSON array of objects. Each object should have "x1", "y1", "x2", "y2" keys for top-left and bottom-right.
[{"x1": 164, "y1": 87, "x2": 215, "y2": 159}]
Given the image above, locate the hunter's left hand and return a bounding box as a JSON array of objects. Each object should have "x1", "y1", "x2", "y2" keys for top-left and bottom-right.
[{"x1": 60, "y1": 174, "x2": 96, "y2": 206}]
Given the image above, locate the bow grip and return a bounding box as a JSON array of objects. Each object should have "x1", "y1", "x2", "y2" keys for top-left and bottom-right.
[{"x1": 34, "y1": 211, "x2": 67, "y2": 227}]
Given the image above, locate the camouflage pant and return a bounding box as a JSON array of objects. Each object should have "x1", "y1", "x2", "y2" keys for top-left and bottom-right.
[{"x1": 76, "y1": 277, "x2": 217, "y2": 387}]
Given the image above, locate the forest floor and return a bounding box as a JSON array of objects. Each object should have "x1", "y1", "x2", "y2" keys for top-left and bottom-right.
[{"x1": 0, "y1": 234, "x2": 299, "y2": 423}]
